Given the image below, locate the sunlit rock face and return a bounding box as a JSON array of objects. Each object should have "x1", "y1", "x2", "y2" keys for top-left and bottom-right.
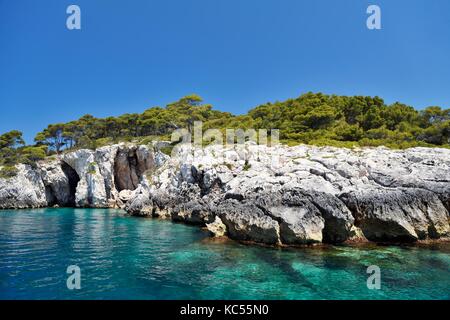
[
  {"x1": 1, "y1": 142, "x2": 449, "y2": 245},
  {"x1": 62, "y1": 148, "x2": 111, "y2": 208},
  {"x1": 60, "y1": 144, "x2": 163, "y2": 208},
  {"x1": 114, "y1": 145, "x2": 155, "y2": 192},
  {"x1": 125, "y1": 144, "x2": 450, "y2": 244},
  {"x1": 39, "y1": 160, "x2": 79, "y2": 207},
  {"x1": 0, "y1": 143, "x2": 166, "y2": 209},
  {"x1": 0, "y1": 164, "x2": 47, "y2": 209}
]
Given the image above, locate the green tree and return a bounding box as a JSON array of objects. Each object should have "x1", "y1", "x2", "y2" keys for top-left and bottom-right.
[
  {"x1": 0, "y1": 130, "x2": 25, "y2": 149},
  {"x1": 20, "y1": 146, "x2": 47, "y2": 167},
  {"x1": 35, "y1": 124, "x2": 66, "y2": 153}
]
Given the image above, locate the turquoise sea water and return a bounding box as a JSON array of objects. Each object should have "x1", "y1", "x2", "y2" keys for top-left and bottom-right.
[{"x1": 0, "y1": 208, "x2": 448, "y2": 300}]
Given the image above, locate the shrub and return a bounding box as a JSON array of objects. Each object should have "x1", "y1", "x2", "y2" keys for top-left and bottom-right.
[
  {"x1": 159, "y1": 145, "x2": 175, "y2": 156},
  {"x1": 0, "y1": 165, "x2": 18, "y2": 179},
  {"x1": 87, "y1": 162, "x2": 97, "y2": 174}
]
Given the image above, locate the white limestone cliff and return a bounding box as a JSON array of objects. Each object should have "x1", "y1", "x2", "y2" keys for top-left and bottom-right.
[{"x1": 1, "y1": 142, "x2": 449, "y2": 245}]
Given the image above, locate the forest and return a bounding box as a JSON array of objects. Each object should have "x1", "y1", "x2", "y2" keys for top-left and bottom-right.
[{"x1": 1, "y1": 92, "x2": 449, "y2": 177}]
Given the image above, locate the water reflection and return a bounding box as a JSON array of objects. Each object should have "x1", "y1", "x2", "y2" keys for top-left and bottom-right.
[{"x1": 0, "y1": 209, "x2": 449, "y2": 300}]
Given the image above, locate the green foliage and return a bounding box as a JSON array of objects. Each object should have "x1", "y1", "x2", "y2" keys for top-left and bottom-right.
[
  {"x1": 87, "y1": 162, "x2": 97, "y2": 174},
  {"x1": 20, "y1": 146, "x2": 47, "y2": 168},
  {"x1": 34, "y1": 124, "x2": 66, "y2": 153},
  {"x1": 224, "y1": 163, "x2": 233, "y2": 170},
  {"x1": 31, "y1": 93, "x2": 448, "y2": 153},
  {"x1": 136, "y1": 135, "x2": 169, "y2": 145},
  {"x1": 0, "y1": 132, "x2": 46, "y2": 176},
  {"x1": 0, "y1": 165, "x2": 18, "y2": 179},
  {"x1": 32, "y1": 95, "x2": 232, "y2": 153},
  {"x1": 245, "y1": 92, "x2": 449, "y2": 148},
  {"x1": 0, "y1": 131, "x2": 26, "y2": 177},
  {"x1": 0, "y1": 130, "x2": 25, "y2": 149},
  {"x1": 160, "y1": 145, "x2": 175, "y2": 156},
  {"x1": 335, "y1": 123, "x2": 364, "y2": 141}
]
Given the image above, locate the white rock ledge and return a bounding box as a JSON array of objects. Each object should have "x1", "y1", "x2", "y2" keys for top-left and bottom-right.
[{"x1": 1, "y1": 142, "x2": 449, "y2": 245}]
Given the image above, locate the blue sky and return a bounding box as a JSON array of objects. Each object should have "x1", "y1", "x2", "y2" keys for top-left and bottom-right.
[{"x1": 1, "y1": 0, "x2": 449, "y2": 143}]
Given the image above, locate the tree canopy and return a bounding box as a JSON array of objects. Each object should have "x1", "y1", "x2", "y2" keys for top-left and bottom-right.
[
  {"x1": 0, "y1": 131, "x2": 46, "y2": 178},
  {"x1": 0, "y1": 92, "x2": 449, "y2": 178}
]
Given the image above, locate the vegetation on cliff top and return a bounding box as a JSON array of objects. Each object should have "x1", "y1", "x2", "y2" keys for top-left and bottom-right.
[
  {"x1": 1, "y1": 92, "x2": 449, "y2": 177},
  {"x1": 0, "y1": 130, "x2": 47, "y2": 178}
]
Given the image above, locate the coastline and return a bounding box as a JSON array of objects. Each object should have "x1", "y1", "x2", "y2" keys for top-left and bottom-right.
[
  {"x1": 1, "y1": 142, "x2": 449, "y2": 248},
  {"x1": 1, "y1": 206, "x2": 449, "y2": 248}
]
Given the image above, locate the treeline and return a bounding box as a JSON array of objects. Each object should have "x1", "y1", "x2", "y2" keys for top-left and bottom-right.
[
  {"x1": 247, "y1": 93, "x2": 450, "y2": 148},
  {"x1": 31, "y1": 93, "x2": 450, "y2": 152},
  {"x1": 33, "y1": 95, "x2": 232, "y2": 153},
  {"x1": 1, "y1": 92, "x2": 449, "y2": 176}
]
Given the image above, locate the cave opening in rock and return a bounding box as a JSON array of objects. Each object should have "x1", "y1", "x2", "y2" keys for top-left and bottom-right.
[
  {"x1": 114, "y1": 149, "x2": 143, "y2": 192},
  {"x1": 45, "y1": 186, "x2": 57, "y2": 207},
  {"x1": 61, "y1": 162, "x2": 80, "y2": 207}
]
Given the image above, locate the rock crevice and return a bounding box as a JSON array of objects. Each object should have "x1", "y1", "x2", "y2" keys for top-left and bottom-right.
[{"x1": 114, "y1": 145, "x2": 155, "y2": 192}]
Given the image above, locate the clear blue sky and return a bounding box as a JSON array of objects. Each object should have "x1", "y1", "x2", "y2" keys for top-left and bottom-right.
[{"x1": 1, "y1": 0, "x2": 449, "y2": 143}]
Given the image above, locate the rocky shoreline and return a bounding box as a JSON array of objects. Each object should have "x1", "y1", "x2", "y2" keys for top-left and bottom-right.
[{"x1": 1, "y1": 142, "x2": 449, "y2": 245}]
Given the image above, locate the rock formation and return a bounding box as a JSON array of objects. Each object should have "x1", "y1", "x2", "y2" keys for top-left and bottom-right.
[
  {"x1": 0, "y1": 142, "x2": 449, "y2": 245},
  {"x1": 124, "y1": 143, "x2": 450, "y2": 244},
  {"x1": 0, "y1": 143, "x2": 165, "y2": 210},
  {"x1": 0, "y1": 164, "x2": 47, "y2": 209}
]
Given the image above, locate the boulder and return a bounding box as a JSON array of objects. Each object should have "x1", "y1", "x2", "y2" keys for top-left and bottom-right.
[
  {"x1": 340, "y1": 187, "x2": 450, "y2": 242},
  {"x1": 214, "y1": 200, "x2": 281, "y2": 245}
]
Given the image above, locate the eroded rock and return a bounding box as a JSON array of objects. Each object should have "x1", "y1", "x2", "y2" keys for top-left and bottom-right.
[
  {"x1": 340, "y1": 187, "x2": 450, "y2": 241},
  {"x1": 206, "y1": 216, "x2": 227, "y2": 237},
  {"x1": 1, "y1": 142, "x2": 449, "y2": 246},
  {"x1": 125, "y1": 144, "x2": 450, "y2": 245}
]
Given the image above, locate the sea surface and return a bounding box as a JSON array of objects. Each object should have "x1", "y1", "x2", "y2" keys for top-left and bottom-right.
[{"x1": 0, "y1": 208, "x2": 448, "y2": 300}]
